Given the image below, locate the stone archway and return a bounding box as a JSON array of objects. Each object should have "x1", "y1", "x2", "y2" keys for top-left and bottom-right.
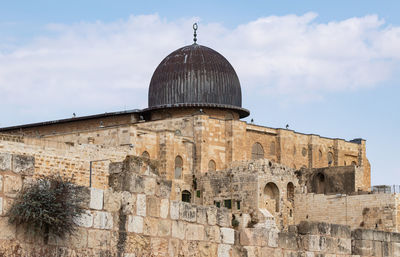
[{"x1": 264, "y1": 182, "x2": 280, "y2": 213}]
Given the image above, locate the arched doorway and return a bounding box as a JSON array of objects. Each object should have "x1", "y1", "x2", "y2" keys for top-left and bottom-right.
[
  {"x1": 251, "y1": 142, "x2": 264, "y2": 159},
  {"x1": 264, "y1": 182, "x2": 280, "y2": 212},
  {"x1": 174, "y1": 156, "x2": 183, "y2": 179},
  {"x1": 287, "y1": 182, "x2": 294, "y2": 202},
  {"x1": 182, "y1": 190, "x2": 191, "y2": 203},
  {"x1": 314, "y1": 173, "x2": 326, "y2": 194}
]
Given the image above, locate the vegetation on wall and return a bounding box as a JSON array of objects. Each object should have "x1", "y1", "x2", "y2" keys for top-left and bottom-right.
[{"x1": 7, "y1": 175, "x2": 86, "y2": 243}]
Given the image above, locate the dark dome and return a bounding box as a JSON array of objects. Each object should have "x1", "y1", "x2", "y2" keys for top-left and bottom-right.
[{"x1": 147, "y1": 44, "x2": 249, "y2": 118}]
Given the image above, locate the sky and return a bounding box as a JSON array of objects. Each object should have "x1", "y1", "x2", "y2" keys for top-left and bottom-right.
[{"x1": 0, "y1": 0, "x2": 399, "y2": 186}]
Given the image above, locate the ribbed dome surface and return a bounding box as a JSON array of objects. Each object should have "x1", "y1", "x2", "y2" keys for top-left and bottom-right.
[{"x1": 147, "y1": 44, "x2": 249, "y2": 118}]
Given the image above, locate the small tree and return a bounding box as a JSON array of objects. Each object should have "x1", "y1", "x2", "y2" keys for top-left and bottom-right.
[{"x1": 8, "y1": 175, "x2": 86, "y2": 243}]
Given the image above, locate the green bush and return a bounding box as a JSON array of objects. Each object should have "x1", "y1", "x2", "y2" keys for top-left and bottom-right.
[{"x1": 7, "y1": 175, "x2": 86, "y2": 243}]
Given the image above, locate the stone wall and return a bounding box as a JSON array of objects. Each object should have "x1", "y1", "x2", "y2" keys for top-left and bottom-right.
[{"x1": 295, "y1": 193, "x2": 400, "y2": 232}]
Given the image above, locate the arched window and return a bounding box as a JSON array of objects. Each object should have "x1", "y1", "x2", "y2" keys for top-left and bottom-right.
[
  {"x1": 327, "y1": 152, "x2": 333, "y2": 166},
  {"x1": 208, "y1": 160, "x2": 216, "y2": 172},
  {"x1": 141, "y1": 151, "x2": 150, "y2": 159},
  {"x1": 302, "y1": 147, "x2": 307, "y2": 157},
  {"x1": 174, "y1": 156, "x2": 183, "y2": 179},
  {"x1": 182, "y1": 190, "x2": 191, "y2": 203},
  {"x1": 264, "y1": 182, "x2": 280, "y2": 212},
  {"x1": 319, "y1": 150, "x2": 323, "y2": 160},
  {"x1": 314, "y1": 173, "x2": 326, "y2": 194},
  {"x1": 251, "y1": 142, "x2": 264, "y2": 159},
  {"x1": 287, "y1": 182, "x2": 294, "y2": 201},
  {"x1": 270, "y1": 141, "x2": 276, "y2": 155}
]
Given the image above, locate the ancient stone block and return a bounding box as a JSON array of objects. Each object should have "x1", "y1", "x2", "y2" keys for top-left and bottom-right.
[
  {"x1": 207, "y1": 206, "x2": 218, "y2": 226},
  {"x1": 168, "y1": 238, "x2": 180, "y2": 257},
  {"x1": 352, "y1": 239, "x2": 373, "y2": 256},
  {"x1": 121, "y1": 191, "x2": 136, "y2": 215},
  {"x1": 12, "y1": 154, "x2": 34, "y2": 175},
  {"x1": 136, "y1": 194, "x2": 146, "y2": 216},
  {"x1": 278, "y1": 232, "x2": 298, "y2": 250},
  {"x1": 90, "y1": 188, "x2": 104, "y2": 210},
  {"x1": 158, "y1": 219, "x2": 171, "y2": 237},
  {"x1": 217, "y1": 244, "x2": 231, "y2": 257},
  {"x1": 103, "y1": 189, "x2": 122, "y2": 212},
  {"x1": 240, "y1": 228, "x2": 268, "y2": 246},
  {"x1": 186, "y1": 224, "x2": 205, "y2": 241},
  {"x1": 170, "y1": 200, "x2": 180, "y2": 220},
  {"x1": 220, "y1": 228, "x2": 235, "y2": 244},
  {"x1": 172, "y1": 220, "x2": 185, "y2": 240},
  {"x1": 0, "y1": 153, "x2": 12, "y2": 171},
  {"x1": 143, "y1": 177, "x2": 156, "y2": 196},
  {"x1": 298, "y1": 221, "x2": 319, "y2": 235},
  {"x1": 3, "y1": 174, "x2": 22, "y2": 197},
  {"x1": 0, "y1": 217, "x2": 16, "y2": 240},
  {"x1": 392, "y1": 232, "x2": 400, "y2": 242},
  {"x1": 156, "y1": 179, "x2": 172, "y2": 198},
  {"x1": 125, "y1": 233, "x2": 150, "y2": 256},
  {"x1": 88, "y1": 229, "x2": 111, "y2": 249},
  {"x1": 330, "y1": 224, "x2": 351, "y2": 238},
  {"x1": 372, "y1": 240, "x2": 382, "y2": 256},
  {"x1": 180, "y1": 202, "x2": 197, "y2": 222},
  {"x1": 317, "y1": 222, "x2": 331, "y2": 235},
  {"x1": 147, "y1": 196, "x2": 160, "y2": 217},
  {"x1": 197, "y1": 206, "x2": 207, "y2": 225},
  {"x1": 373, "y1": 230, "x2": 391, "y2": 241},
  {"x1": 352, "y1": 229, "x2": 374, "y2": 240},
  {"x1": 217, "y1": 208, "x2": 230, "y2": 227},
  {"x1": 205, "y1": 225, "x2": 221, "y2": 243},
  {"x1": 143, "y1": 217, "x2": 158, "y2": 236},
  {"x1": 74, "y1": 210, "x2": 93, "y2": 228},
  {"x1": 302, "y1": 235, "x2": 322, "y2": 251},
  {"x1": 150, "y1": 237, "x2": 169, "y2": 256},
  {"x1": 160, "y1": 198, "x2": 169, "y2": 219},
  {"x1": 268, "y1": 229, "x2": 279, "y2": 248},
  {"x1": 127, "y1": 215, "x2": 143, "y2": 233},
  {"x1": 198, "y1": 241, "x2": 218, "y2": 257},
  {"x1": 93, "y1": 211, "x2": 113, "y2": 229}
]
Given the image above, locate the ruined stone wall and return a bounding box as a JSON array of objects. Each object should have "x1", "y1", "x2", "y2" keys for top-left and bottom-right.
[
  {"x1": 295, "y1": 193, "x2": 400, "y2": 232},
  {"x1": 0, "y1": 137, "x2": 130, "y2": 189},
  {"x1": 1, "y1": 153, "x2": 399, "y2": 256}
]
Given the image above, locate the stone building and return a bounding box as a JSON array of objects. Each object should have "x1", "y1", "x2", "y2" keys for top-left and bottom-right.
[{"x1": 0, "y1": 27, "x2": 398, "y2": 256}]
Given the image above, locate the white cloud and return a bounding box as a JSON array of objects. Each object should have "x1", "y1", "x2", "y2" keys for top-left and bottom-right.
[{"x1": 0, "y1": 13, "x2": 400, "y2": 126}]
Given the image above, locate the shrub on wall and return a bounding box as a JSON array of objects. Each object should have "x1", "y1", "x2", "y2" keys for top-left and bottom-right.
[{"x1": 7, "y1": 175, "x2": 86, "y2": 243}]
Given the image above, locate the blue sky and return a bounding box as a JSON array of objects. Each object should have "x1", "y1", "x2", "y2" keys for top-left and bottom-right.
[{"x1": 0, "y1": 1, "x2": 399, "y2": 186}]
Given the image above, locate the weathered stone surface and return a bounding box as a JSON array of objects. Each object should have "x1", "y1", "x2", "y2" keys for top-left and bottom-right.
[
  {"x1": 12, "y1": 154, "x2": 34, "y2": 175},
  {"x1": 337, "y1": 238, "x2": 351, "y2": 254},
  {"x1": 186, "y1": 224, "x2": 205, "y2": 241},
  {"x1": 3, "y1": 174, "x2": 22, "y2": 197},
  {"x1": 170, "y1": 200, "x2": 180, "y2": 220},
  {"x1": 0, "y1": 217, "x2": 16, "y2": 240},
  {"x1": 150, "y1": 237, "x2": 169, "y2": 256},
  {"x1": 373, "y1": 230, "x2": 391, "y2": 241},
  {"x1": 0, "y1": 197, "x2": 2, "y2": 215},
  {"x1": 143, "y1": 217, "x2": 158, "y2": 236},
  {"x1": 0, "y1": 153, "x2": 12, "y2": 171},
  {"x1": 217, "y1": 244, "x2": 231, "y2": 257},
  {"x1": 205, "y1": 225, "x2": 221, "y2": 243},
  {"x1": 172, "y1": 220, "x2": 185, "y2": 240},
  {"x1": 197, "y1": 206, "x2": 207, "y2": 225},
  {"x1": 278, "y1": 232, "x2": 298, "y2": 250},
  {"x1": 168, "y1": 238, "x2": 180, "y2": 257},
  {"x1": 240, "y1": 228, "x2": 269, "y2": 246},
  {"x1": 217, "y1": 208, "x2": 230, "y2": 227},
  {"x1": 127, "y1": 215, "x2": 143, "y2": 233},
  {"x1": 143, "y1": 177, "x2": 156, "y2": 196},
  {"x1": 90, "y1": 188, "x2": 104, "y2": 210},
  {"x1": 0, "y1": 175, "x2": 3, "y2": 192},
  {"x1": 156, "y1": 179, "x2": 172, "y2": 198},
  {"x1": 207, "y1": 206, "x2": 218, "y2": 226},
  {"x1": 160, "y1": 198, "x2": 169, "y2": 219},
  {"x1": 125, "y1": 233, "x2": 150, "y2": 256},
  {"x1": 198, "y1": 241, "x2": 218, "y2": 257},
  {"x1": 352, "y1": 228, "x2": 374, "y2": 240},
  {"x1": 268, "y1": 229, "x2": 279, "y2": 248},
  {"x1": 220, "y1": 228, "x2": 235, "y2": 244},
  {"x1": 147, "y1": 196, "x2": 160, "y2": 217},
  {"x1": 103, "y1": 189, "x2": 122, "y2": 212},
  {"x1": 330, "y1": 224, "x2": 351, "y2": 238},
  {"x1": 352, "y1": 239, "x2": 373, "y2": 256},
  {"x1": 302, "y1": 235, "x2": 323, "y2": 251},
  {"x1": 121, "y1": 191, "x2": 136, "y2": 214},
  {"x1": 158, "y1": 219, "x2": 171, "y2": 237},
  {"x1": 180, "y1": 202, "x2": 197, "y2": 222},
  {"x1": 93, "y1": 211, "x2": 113, "y2": 229},
  {"x1": 298, "y1": 221, "x2": 319, "y2": 235},
  {"x1": 74, "y1": 210, "x2": 94, "y2": 228},
  {"x1": 136, "y1": 193, "x2": 146, "y2": 216},
  {"x1": 88, "y1": 229, "x2": 111, "y2": 249}
]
